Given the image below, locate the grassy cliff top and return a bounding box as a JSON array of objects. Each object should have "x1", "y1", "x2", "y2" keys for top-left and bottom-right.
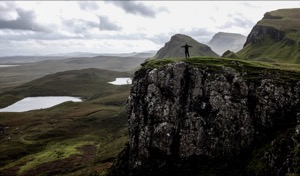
[
  {"x1": 141, "y1": 56, "x2": 300, "y2": 82},
  {"x1": 143, "y1": 56, "x2": 300, "y2": 71},
  {"x1": 237, "y1": 8, "x2": 300, "y2": 63},
  {"x1": 258, "y1": 8, "x2": 300, "y2": 34}
]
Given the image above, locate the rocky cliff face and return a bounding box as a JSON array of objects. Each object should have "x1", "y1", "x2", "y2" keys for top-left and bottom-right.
[
  {"x1": 110, "y1": 61, "x2": 300, "y2": 176},
  {"x1": 237, "y1": 8, "x2": 300, "y2": 62},
  {"x1": 243, "y1": 25, "x2": 286, "y2": 47},
  {"x1": 243, "y1": 8, "x2": 299, "y2": 48}
]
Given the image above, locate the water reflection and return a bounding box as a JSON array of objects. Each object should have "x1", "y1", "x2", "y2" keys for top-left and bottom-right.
[
  {"x1": 108, "y1": 78, "x2": 132, "y2": 85},
  {"x1": 0, "y1": 65, "x2": 20, "y2": 68},
  {"x1": 0, "y1": 96, "x2": 82, "y2": 112}
]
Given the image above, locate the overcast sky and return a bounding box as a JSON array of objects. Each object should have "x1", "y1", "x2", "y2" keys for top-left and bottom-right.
[{"x1": 0, "y1": 1, "x2": 299, "y2": 56}]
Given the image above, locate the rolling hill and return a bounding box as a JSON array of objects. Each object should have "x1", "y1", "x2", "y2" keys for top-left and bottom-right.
[
  {"x1": 152, "y1": 34, "x2": 219, "y2": 59},
  {"x1": 1, "y1": 68, "x2": 131, "y2": 103},
  {"x1": 237, "y1": 8, "x2": 300, "y2": 63},
  {"x1": 0, "y1": 55, "x2": 146, "y2": 92}
]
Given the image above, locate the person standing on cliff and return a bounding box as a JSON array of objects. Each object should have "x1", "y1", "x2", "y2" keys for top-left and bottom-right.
[{"x1": 181, "y1": 43, "x2": 192, "y2": 58}]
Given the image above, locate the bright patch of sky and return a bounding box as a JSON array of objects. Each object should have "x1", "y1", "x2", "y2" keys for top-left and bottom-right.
[{"x1": 0, "y1": 1, "x2": 299, "y2": 56}]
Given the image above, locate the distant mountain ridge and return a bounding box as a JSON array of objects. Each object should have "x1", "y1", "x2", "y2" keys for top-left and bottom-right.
[
  {"x1": 208, "y1": 32, "x2": 246, "y2": 55},
  {"x1": 153, "y1": 34, "x2": 218, "y2": 59},
  {"x1": 0, "y1": 51, "x2": 155, "y2": 64},
  {"x1": 237, "y1": 8, "x2": 300, "y2": 63}
]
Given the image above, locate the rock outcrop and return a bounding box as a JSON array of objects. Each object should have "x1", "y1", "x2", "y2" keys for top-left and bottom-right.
[
  {"x1": 110, "y1": 60, "x2": 300, "y2": 176},
  {"x1": 243, "y1": 25, "x2": 286, "y2": 47},
  {"x1": 152, "y1": 34, "x2": 219, "y2": 59}
]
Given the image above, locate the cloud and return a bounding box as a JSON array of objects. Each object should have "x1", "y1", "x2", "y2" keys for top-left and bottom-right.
[
  {"x1": 78, "y1": 1, "x2": 99, "y2": 11},
  {"x1": 0, "y1": 2, "x2": 19, "y2": 21},
  {"x1": 219, "y1": 13, "x2": 255, "y2": 30},
  {"x1": 0, "y1": 29, "x2": 82, "y2": 42},
  {"x1": 141, "y1": 29, "x2": 214, "y2": 45},
  {"x1": 105, "y1": 1, "x2": 167, "y2": 18},
  {"x1": 158, "y1": 7, "x2": 169, "y2": 13},
  {"x1": 63, "y1": 19, "x2": 99, "y2": 34},
  {"x1": 0, "y1": 9, "x2": 47, "y2": 32},
  {"x1": 240, "y1": 2, "x2": 260, "y2": 9},
  {"x1": 181, "y1": 28, "x2": 214, "y2": 37},
  {"x1": 147, "y1": 33, "x2": 171, "y2": 44},
  {"x1": 179, "y1": 28, "x2": 215, "y2": 42},
  {"x1": 99, "y1": 16, "x2": 122, "y2": 31}
]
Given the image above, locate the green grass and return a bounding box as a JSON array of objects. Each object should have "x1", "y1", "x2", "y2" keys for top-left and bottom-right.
[
  {"x1": 0, "y1": 68, "x2": 130, "y2": 176},
  {"x1": 259, "y1": 8, "x2": 300, "y2": 33},
  {"x1": 237, "y1": 35, "x2": 300, "y2": 63},
  {"x1": 0, "y1": 100, "x2": 129, "y2": 175},
  {"x1": 143, "y1": 56, "x2": 300, "y2": 85},
  {"x1": 0, "y1": 94, "x2": 23, "y2": 108},
  {"x1": 17, "y1": 139, "x2": 85, "y2": 174},
  {"x1": 222, "y1": 50, "x2": 240, "y2": 59},
  {"x1": 143, "y1": 56, "x2": 300, "y2": 72},
  {"x1": 12, "y1": 68, "x2": 130, "y2": 98}
]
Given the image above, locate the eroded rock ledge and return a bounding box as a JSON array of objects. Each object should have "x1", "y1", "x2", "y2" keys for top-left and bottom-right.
[{"x1": 111, "y1": 61, "x2": 300, "y2": 176}]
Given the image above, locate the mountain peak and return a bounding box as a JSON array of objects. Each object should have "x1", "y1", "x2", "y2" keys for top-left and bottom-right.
[
  {"x1": 207, "y1": 32, "x2": 246, "y2": 55},
  {"x1": 214, "y1": 32, "x2": 245, "y2": 38},
  {"x1": 170, "y1": 33, "x2": 193, "y2": 41},
  {"x1": 153, "y1": 34, "x2": 218, "y2": 59}
]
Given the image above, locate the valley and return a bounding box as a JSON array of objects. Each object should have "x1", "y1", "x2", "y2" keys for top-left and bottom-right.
[
  {"x1": 0, "y1": 67, "x2": 133, "y2": 176},
  {"x1": 0, "y1": 54, "x2": 151, "y2": 92}
]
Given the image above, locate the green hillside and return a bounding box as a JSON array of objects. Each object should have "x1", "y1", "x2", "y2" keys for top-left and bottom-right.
[
  {"x1": 222, "y1": 50, "x2": 240, "y2": 59},
  {"x1": 237, "y1": 8, "x2": 300, "y2": 63},
  {"x1": 258, "y1": 8, "x2": 300, "y2": 32},
  {"x1": 152, "y1": 34, "x2": 219, "y2": 59},
  {"x1": 0, "y1": 55, "x2": 146, "y2": 92},
  {"x1": 12, "y1": 68, "x2": 129, "y2": 98},
  {"x1": 0, "y1": 68, "x2": 131, "y2": 176}
]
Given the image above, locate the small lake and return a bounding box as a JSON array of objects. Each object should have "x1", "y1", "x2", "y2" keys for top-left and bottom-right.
[
  {"x1": 0, "y1": 96, "x2": 82, "y2": 112},
  {"x1": 108, "y1": 78, "x2": 132, "y2": 85},
  {"x1": 0, "y1": 65, "x2": 20, "y2": 68}
]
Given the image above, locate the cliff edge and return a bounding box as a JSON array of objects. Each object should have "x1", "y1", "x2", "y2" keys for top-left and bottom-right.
[
  {"x1": 110, "y1": 57, "x2": 300, "y2": 176},
  {"x1": 237, "y1": 8, "x2": 300, "y2": 63}
]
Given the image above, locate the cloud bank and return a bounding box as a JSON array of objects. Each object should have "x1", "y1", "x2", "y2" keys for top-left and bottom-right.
[{"x1": 0, "y1": 1, "x2": 299, "y2": 56}]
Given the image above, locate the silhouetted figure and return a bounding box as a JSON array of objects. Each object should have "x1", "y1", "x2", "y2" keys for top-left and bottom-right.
[{"x1": 181, "y1": 43, "x2": 192, "y2": 58}]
